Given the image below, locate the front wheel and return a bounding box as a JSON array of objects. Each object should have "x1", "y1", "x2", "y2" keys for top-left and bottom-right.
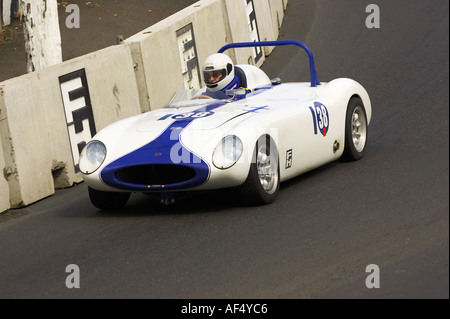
[
  {"x1": 88, "y1": 187, "x2": 131, "y2": 211},
  {"x1": 239, "y1": 135, "x2": 280, "y2": 205},
  {"x1": 341, "y1": 97, "x2": 368, "y2": 161}
]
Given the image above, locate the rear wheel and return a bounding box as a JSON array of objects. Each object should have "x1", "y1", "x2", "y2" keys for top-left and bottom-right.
[
  {"x1": 88, "y1": 187, "x2": 131, "y2": 211},
  {"x1": 342, "y1": 97, "x2": 368, "y2": 161},
  {"x1": 239, "y1": 135, "x2": 280, "y2": 205}
]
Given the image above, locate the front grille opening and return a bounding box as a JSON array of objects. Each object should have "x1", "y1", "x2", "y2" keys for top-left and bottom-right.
[{"x1": 115, "y1": 164, "x2": 196, "y2": 185}]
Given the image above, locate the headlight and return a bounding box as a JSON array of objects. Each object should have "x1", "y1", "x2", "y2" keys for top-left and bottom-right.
[
  {"x1": 79, "y1": 140, "x2": 106, "y2": 174},
  {"x1": 212, "y1": 135, "x2": 243, "y2": 169}
]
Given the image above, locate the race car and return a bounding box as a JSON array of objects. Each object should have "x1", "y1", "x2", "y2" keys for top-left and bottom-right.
[{"x1": 79, "y1": 40, "x2": 372, "y2": 210}]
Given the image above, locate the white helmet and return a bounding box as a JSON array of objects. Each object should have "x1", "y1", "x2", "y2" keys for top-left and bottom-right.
[{"x1": 202, "y1": 53, "x2": 235, "y2": 92}]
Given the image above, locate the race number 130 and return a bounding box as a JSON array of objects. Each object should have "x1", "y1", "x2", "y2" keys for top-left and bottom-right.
[{"x1": 309, "y1": 102, "x2": 329, "y2": 137}]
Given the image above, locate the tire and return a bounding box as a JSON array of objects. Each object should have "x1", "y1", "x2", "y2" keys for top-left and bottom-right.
[
  {"x1": 341, "y1": 97, "x2": 368, "y2": 161},
  {"x1": 88, "y1": 187, "x2": 131, "y2": 211},
  {"x1": 239, "y1": 135, "x2": 280, "y2": 205}
]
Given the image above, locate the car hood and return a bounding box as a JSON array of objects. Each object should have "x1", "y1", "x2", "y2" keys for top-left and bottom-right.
[
  {"x1": 135, "y1": 101, "x2": 249, "y2": 132},
  {"x1": 134, "y1": 83, "x2": 322, "y2": 133}
]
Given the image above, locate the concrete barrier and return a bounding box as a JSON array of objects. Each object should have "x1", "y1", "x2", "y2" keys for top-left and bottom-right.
[
  {"x1": 125, "y1": 0, "x2": 231, "y2": 112},
  {"x1": 253, "y1": 0, "x2": 286, "y2": 56},
  {"x1": 225, "y1": 0, "x2": 286, "y2": 64},
  {"x1": 0, "y1": 133, "x2": 9, "y2": 212},
  {"x1": 2, "y1": 0, "x2": 12, "y2": 26},
  {"x1": 268, "y1": 0, "x2": 287, "y2": 38},
  {"x1": 0, "y1": 44, "x2": 141, "y2": 209},
  {"x1": 223, "y1": 0, "x2": 259, "y2": 66}
]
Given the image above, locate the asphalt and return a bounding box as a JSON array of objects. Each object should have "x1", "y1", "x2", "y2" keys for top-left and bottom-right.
[{"x1": 0, "y1": 0, "x2": 197, "y2": 82}]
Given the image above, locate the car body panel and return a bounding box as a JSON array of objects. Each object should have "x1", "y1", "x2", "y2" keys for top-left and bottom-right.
[{"x1": 81, "y1": 78, "x2": 371, "y2": 193}]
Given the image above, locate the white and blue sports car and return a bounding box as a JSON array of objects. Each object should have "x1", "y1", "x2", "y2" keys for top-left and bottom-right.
[{"x1": 79, "y1": 41, "x2": 372, "y2": 210}]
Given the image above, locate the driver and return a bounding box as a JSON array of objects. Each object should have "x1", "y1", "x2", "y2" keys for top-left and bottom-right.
[
  {"x1": 202, "y1": 53, "x2": 272, "y2": 97},
  {"x1": 202, "y1": 53, "x2": 241, "y2": 93}
]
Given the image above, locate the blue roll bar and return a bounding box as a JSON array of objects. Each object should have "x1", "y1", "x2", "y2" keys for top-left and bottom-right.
[{"x1": 218, "y1": 40, "x2": 321, "y2": 87}]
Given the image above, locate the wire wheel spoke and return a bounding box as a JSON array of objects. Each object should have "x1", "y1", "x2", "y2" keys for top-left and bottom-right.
[
  {"x1": 257, "y1": 145, "x2": 278, "y2": 193},
  {"x1": 351, "y1": 106, "x2": 367, "y2": 152}
]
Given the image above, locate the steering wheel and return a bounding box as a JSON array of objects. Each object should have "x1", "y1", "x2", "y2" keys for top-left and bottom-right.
[{"x1": 191, "y1": 95, "x2": 214, "y2": 100}]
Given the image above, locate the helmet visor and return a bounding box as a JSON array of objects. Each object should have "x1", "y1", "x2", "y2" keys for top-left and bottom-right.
[{"x1": 203, "y1": 69, "x2": 227, "y2": 85}]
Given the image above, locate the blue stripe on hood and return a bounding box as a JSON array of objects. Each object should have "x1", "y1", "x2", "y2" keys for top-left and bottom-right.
[{"x1": 100, "y1": 101, "x2": 228, "y2": 191}]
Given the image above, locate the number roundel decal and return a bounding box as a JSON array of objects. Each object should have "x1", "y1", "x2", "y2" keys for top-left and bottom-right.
[{"x1": 309, "y1": 102, "x2": 329, "y2": 136}]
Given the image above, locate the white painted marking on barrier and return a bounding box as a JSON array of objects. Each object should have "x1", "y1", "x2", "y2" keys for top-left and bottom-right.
[
  {"x1": 244, "y1": 0, "x2": 262, "y2": 64},
  {"x1": 60, "y1": 78, "x2": 85, "y2": 123},
  {"x1": 59, "y1": 69, "x2": 96, "y2": 172},
  {"x1": 176, "y1": 23, "x2": 201, "y2": 90}
]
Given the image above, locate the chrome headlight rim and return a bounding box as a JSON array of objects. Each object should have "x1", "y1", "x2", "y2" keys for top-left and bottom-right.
[
  {"x1": 79, "y1": 140, "x2": 107, "y2": 175},
  {"x1": 212, "y1": 135, "x2": 243, "y2": 170}
]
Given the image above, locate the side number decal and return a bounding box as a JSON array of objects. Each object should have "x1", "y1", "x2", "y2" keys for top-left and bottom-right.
[{"x1": 309, "y1": 102, "x2": 329, "y2": 136}]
